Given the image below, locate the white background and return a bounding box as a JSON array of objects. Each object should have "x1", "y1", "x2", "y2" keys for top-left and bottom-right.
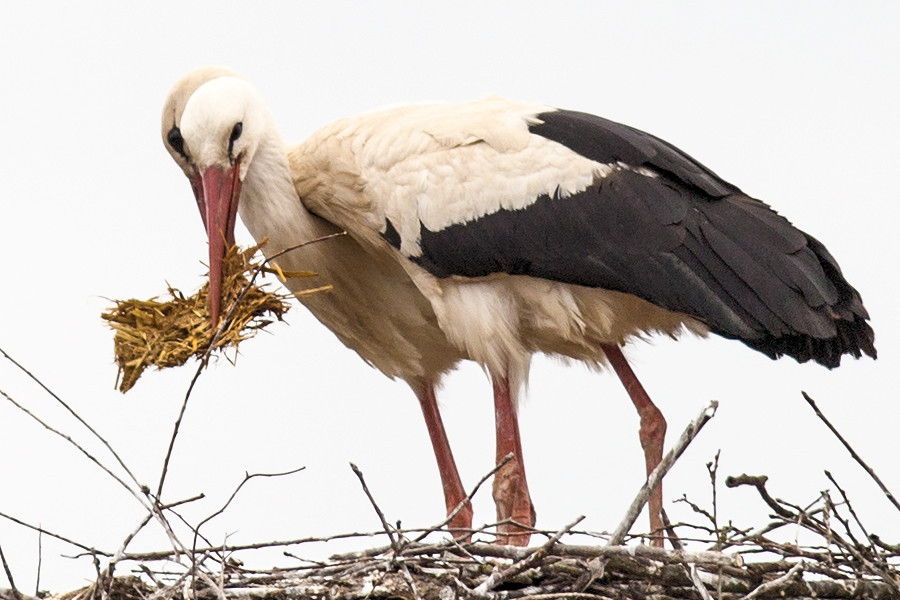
[{"x1": 1, "y1": 1, "x2": 897, "y2": 593}]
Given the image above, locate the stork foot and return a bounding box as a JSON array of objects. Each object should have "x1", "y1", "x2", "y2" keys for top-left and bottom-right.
[{"x1": 492, "y1": 456, "x2": 536, "y2": 546}]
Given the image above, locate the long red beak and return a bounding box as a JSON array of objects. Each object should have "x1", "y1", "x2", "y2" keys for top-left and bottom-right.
[{"x1": 191, "y1": 162, "x2": 242, "y2": 327}]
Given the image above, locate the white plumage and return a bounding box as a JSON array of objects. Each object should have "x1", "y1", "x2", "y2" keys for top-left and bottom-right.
[
  {"x1": 162, "y1": 67, "x2": 875, "y2": 548},
  {"x1": 285, "y1": 96, "x2": 705, "y2": 376}
]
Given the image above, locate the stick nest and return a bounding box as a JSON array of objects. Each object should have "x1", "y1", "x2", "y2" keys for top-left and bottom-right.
[{"x1": 101, "y1": 243, "x2": 298, "y2": 393}]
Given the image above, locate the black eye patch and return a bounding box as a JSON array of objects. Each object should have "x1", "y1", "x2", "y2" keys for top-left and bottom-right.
[
  {"x1": 167, "y1": 126, "x2": 187, "y2": 158},
  {"x1": 228, "y1": 122, "x2": 243, "y2": 158}
]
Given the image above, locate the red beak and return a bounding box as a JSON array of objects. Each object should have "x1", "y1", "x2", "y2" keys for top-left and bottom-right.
[{"x1": 191, "y1": 162, "x2": 242, "y2": 327}]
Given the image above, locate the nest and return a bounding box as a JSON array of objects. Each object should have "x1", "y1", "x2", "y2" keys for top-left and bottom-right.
[{"x1": 101, "y1": 243, "x2": 312, "y2": 393}]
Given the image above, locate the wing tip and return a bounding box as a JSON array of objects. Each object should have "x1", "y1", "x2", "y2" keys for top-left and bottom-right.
[{"x1": 743, "y1": 312, "x2": 876, "y2": 369}]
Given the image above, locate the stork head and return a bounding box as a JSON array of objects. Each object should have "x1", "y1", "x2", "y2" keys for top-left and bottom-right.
[{"x1": 161, "y1": 67, "x2": 269, "y2": 326}]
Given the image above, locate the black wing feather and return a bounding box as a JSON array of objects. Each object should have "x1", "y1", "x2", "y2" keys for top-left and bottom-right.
[{"x1": 383, "y1": 109, "x2": 875, "y2": 368}]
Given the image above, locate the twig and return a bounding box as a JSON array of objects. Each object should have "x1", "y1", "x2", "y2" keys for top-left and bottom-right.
[
  {"x1": 660, "y1": 508, "x2": 682, "y2": 550},
  {"x1": 371, "y1": 540, "x2": 742, "y2": 567},
  {"x1": 824, "y1": 470, "x2": 876, "y2": 552},
  {"x1": 154, "y1": 362, "x2": 207, "y2": 501},
  {"x1": 194, "y1": 466, "x2": 306, "y2": 543},
  {"x1": 186, "y1": 466, "x2": 306, "y2": 584},
  {"x1": 725, "y1": 474, "x2": 795, "y2": 519},
  {"x1": 34, "y1": 527, "x2": 41, "y2": 597},
  {"x1": 104, "y1": 492, "x2": 205, "y2": 585},
  {"x1": 0, "y1": 542, "x2": 23, "y2": 600},
  {"x1": 110, "y1": 493, "x2": 204, "y2": 569},
  {"x1": 0, "y1": 346, "x2": 143, "y2": 492},
  {"x1": 1, "y1": 387, "x2": 189, "y2": 563},
  {"x1": 609, "y1": 400, "x2": 719, "y2": 546},
  {"x1": 475, "y1": 515, "x2": 585, "y2": 594},
  {"x1": 688, "y1": 563, "x2": 715, "y2": 600},
  {"x1": 0, "y1": 389, "x2": 149, "y2": 513},
  {"x1": 571, "y1": 401, "x2": 720, "y2": 589},
  {"x1": 154, "y1": 232, "x2": 345, "y2": 501},
  {"x1": 153, "y1": 242, "x2": 283, "y2": 502},
  {"x1": 0, "y1": 512, "x2": 107, "y2": 556},
  {"x1": 104, "y1": 512, "x2": 154, "y2": 587},
  {"x1": 663, "y1": 503, "x2": 714, "y2": 600},
  {"x1": 802, "y1": 391, "x2": 900, "y2": 513},
  {"x1": 349, "y1": 462, "x2": 400, "y2": 552},
  {"x1": 729, "y1": 473, "x2": 900, "y2": 589},
  {"x1": 348, "y1": 465, "x2": 423, "y2": 600},
  {"x1": 124, "y1": 530, "x2": 404, "y2": 562},
  {"x1": 707, "y1": 450, "x2": 722, "y2": 550},
  {"x1": 413, "y1": 453, "x2": 515, "y2": 543},
  {"x1": 739, "y1": 560, "x2": 804, "y2": 600}
]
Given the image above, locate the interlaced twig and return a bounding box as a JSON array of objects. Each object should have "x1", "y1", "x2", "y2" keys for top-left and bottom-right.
[
  {"x1": 413, "y1": 453, "x2": 515, "y2": 543},
  {"x1": 475, "y1": 515, "x2": 585, "y2": 594},
  {"x1": 824, "y1": 470, "x2": 876, "y2": 552},
  {"x1": 5, "y1": 327, "x2": 898, "y2": 600}
]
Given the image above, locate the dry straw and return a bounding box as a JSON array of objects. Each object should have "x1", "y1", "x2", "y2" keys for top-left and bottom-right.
[{"x1": 102, "y1": 243, "x2": 307, "y2": 392}]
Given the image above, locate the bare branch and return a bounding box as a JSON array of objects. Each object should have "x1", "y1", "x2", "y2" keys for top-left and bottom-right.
[
  {"x1": 349, "y1": 462, "x2": 400, "y2": 552},
  {"x1": 154, "y1": 361, "x2": 207, "y2": 501},
  {"x1": 0, "y1": 542, "x2": 23, "y2": 600},
  {"x1": 725, "y1": 474, "x2": 795, "y2": 519},
  {"x1": 0, "y1": 346, "x2": 142, "y2": 491},
  {"x1": 0, "y1": 512, "x2": 108, "y2": 557},
  {"x1": 192, "y1": 466, "x2": 306, "y2": 557},
  {"x1": 34, "y1": 528, "x2": 41, "y2": 598},
  {"x1": 0, "y1": 388, "x2": 146, "y2": 511},
  {"x1": 824, "y1": 470, "x2": 876, "y2": 551},
  {"x1": 0, "y1": 386, "x2": 190, "y2": 564},
  {"x1": 802, "y1": 391, "x2": 900, "y2": 513}
]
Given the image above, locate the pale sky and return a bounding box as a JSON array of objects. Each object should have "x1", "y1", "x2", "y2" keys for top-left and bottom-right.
[{"x1": 1, "y1": 1, "x2": 898, "y2": 592}]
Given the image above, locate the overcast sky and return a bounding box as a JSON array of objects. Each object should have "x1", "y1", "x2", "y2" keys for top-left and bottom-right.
[{"x1": 1, "y1": 1, "x2": 898, "y2": 593}]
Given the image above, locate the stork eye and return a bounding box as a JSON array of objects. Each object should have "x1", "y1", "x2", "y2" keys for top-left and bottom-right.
[
  {"x1": 228, "y1": 122, "x2": 243, "y2": 159},
  {"x1": 167, "y1": 126, "x2": 187, "y2": 158},
  {"x1": 230, "y1": 122, "x2": 243, "y2": 143}
]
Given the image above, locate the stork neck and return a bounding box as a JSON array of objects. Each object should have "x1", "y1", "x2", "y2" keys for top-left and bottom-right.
[{"x1": 238, "y1": 131, "x2": 339, "y2": 247}]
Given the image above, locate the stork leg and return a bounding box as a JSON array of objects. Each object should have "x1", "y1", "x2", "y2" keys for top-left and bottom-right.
[
  {"x1": 600, "y1": 344, "x2": 667, "y2": 547},
  {"x1": 414, "y1": 382, "x2": 473, "y2": 540},
  {"x1": 492, "y1": 374, "x2": 536, "y2": 546}
]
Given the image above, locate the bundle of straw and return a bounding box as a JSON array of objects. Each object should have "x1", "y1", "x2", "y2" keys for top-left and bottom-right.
[{"x1": 102, "y1": 244, "x2": 302, "y2": 392}]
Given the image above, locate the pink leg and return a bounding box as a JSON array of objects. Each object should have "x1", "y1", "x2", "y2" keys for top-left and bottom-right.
[
  {"x1": 414, "y1": 382, "x2": 473, "y2": 540},
  {"x1": 491, "y1": 374, "x2": 536, "y2": 546},
  {"x1": 600, "y1": 344, "x2": 667, "y2": 546}
]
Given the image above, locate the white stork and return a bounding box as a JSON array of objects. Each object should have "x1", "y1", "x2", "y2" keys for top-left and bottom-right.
[{"x1": 161, "y1": 67, "x2": 876, "y2": 547}]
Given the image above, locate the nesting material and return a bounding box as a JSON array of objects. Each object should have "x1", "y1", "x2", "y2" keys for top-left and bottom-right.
[{"x1": 102, "y1": 243, "x2": 315, "y2": 393}]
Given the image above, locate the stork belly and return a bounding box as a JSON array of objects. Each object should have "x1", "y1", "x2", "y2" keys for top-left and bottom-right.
[
  {"x1": 434, "y1": 274, "x2": 709, "y2": 370},
  {"x1": 524, "y1": 279, "x2": 708, "y2": 358}
]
